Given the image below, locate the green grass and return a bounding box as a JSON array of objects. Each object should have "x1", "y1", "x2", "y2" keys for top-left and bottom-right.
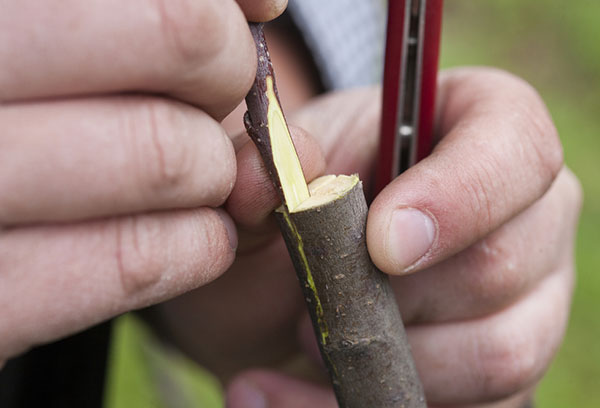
[
  {"x1": 104, "y1": 315, "x2": 223, "y2": 408},
  {"x1": 106, "y1": 2, "x2": 600, "y2": 406}
]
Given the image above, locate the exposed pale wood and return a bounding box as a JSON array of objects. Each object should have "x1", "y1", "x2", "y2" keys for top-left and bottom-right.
[{"x1": 244, "y1": 23, "x2": 426, "y2": 407}]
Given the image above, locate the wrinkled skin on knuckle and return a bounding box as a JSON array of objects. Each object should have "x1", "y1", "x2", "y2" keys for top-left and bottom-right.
[
  {"x1": 442, "y1": 69, "x2": 562, "y2": 182},
  {"x1": 451, "y1": 69, "x2": 563, "y2": 227},
  {"x1": 510, "y1": 94, "x2": 563, "y2": 191},
  {"x1": 110, "y1": 209, "x2": 235, "y2": 309},
  {"x1": 485, "y1": 69, "x2": 564, "y2": 188},
  {"x1": 123, "y1": 99, "x2": 195, "y2": 201},
  {"x1": 192, "y1": 210, "x2": 234, "y2": 281},
  {"x1": 463, "y1": 150, "x2": 502, "y2": 234},
  {"x1": 179, "y1": 209, "x2": 236, "y2": 287},
  {"x1": 120, "y1": 97, "x2": 236, "y2": 209},
  {"x1": 113, "y1": 214, "x2": 165, "y2": 298}
]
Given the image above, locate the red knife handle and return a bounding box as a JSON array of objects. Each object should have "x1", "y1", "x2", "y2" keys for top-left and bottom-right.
[
  {"x1": 374, "y1": 0, "x2": 443, "y2": 197},
  {"x1": 416, "y1": 0, "x2": 443, "y2": 163}
]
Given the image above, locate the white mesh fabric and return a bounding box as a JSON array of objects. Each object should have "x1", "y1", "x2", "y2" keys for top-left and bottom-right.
[{"x1": 287, "y1": 0, "x2": 386, "y2": 90}]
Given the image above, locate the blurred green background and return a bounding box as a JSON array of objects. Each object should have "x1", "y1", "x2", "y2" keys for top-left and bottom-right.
[
  {"x1": 105, "y1": 1, "x2": 600, "y2": 406},
  {"x1": 441, "y1": 1, "x2": 600, "y2": 407}
]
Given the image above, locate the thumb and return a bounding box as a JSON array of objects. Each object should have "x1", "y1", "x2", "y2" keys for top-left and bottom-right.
[
  {"x1": 226, "y1": 370, "x2": 337, "y2": 408},
  {"x1": 236, "y1": 0, "x2": 288, "y2": 22},
  {"x1": 367, "y1": 68, "x2": 563, "y2": 275}
]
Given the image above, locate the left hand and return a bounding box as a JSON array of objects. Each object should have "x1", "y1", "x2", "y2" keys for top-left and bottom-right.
[
  {"x1": 159, "y1": 68, "x2": 580, "y2": 407},
  {"x1": 0, "y1": 0, "x2": 290, "y2": 364}
]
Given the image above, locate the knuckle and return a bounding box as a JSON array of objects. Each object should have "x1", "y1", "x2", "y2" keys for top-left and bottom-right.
[
  {"x1": 479, "y1": 69, "x2": 564, "y2": 202},
  {"x1": 112, "y1": 210, "x2": 233, "y2": 304},
  {"x1": 203, "y1": 21, "x2": 256, "y2": 118},
  {"x1": 475, "y1": 330, "x2": 538, "y2": 400},
  {"x1": 180, "y1": 208, "x2": 234, "y2": 285},
  {"x1": 113, "y1": 215, "x2": 164, "y2": 296},
  {"x1": 502, "y1": 75, "x2": 564, "y2": 187},
  {"x1": 134, "y1": 99, "x2": 194, "y2": 198},
  {"x1": 195, "y1": 209, "x2": 232, "y2": 274},
  {"x1": 121, "y1": 98, "x2": 237, "y2": 208},
  {"x1": 522, "y1": 103, "x2": 564, "y2": 186},
  {"x1": 153, "y1": 0, "x2": 254, "y2": 118},
  {"x1": 467, "y1": 236, "x2": 524, "y2": 308},
  {"x1": 462, "y1": 153, "x2": 499, "y2": 233},
  {"x1": 154, "y1": 0, "x2": 225, "y2": 67}
]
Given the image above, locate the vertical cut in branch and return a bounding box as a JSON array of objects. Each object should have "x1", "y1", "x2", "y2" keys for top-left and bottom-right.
[{"x1": 244, "y1": 23, "x2": 425, "y2": 408}]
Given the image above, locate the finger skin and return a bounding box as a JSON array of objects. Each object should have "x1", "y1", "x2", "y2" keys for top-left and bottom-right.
[
  {"x1": 0, "y1": 208, "x2": 235, "y2": 361},
  {"x1": 236, "y1": 0, "x2": 288, "y2": 22},
  {"x1": 227, "y1": 370, "x2": 337, "y2": 408},
  {"x1": 391, "y1": 167, "x2": 582, "y2": 324},
  {"x1": 429, "y1": 387, "x2": 535, "y2": 408},
  {"x1": 227, "y1": 369, "x2": 537, "y2": 408},
  {"x1": 367, "y1": 68, "x2": 564, "y2": 275},
  {"x1": 407, "y1": 264, "x2": 573, "y2": 405},
  {"x1": 0, "y1": 0, "x2": 256, "y2": 119},
  {"x1": 0, "y1": 96, "x2": 236, "y2": 224}
]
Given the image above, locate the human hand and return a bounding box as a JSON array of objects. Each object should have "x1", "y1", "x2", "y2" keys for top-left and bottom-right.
[
  {"x1": 0, "y1": 0, "x2": 288, "y2": 366},
  {"x1": 155, "y1": 67, "x2": 580, "y2": 406},
  {"x1": 221, "y1": 68, "x2": 581, "y2": 407}
]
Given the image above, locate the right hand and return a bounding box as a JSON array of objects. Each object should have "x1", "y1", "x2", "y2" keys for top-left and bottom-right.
[
  {"x1": 0, "y1": 0, "x2": 286, "y2": 366},
  {"x1": 160, "y1": 68, "x2": 580, "y2": 408}
]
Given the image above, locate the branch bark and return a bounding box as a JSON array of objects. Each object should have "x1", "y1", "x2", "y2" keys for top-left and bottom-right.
[{"x1": 244, "y1": 23, "x2": 425, "y2": 408}]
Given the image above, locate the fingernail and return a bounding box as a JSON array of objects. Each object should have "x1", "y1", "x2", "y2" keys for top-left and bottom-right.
[
  {"x1": 216, "y1": 209, "x2": 238, "y2": 251},
  {"x1": 388, "y1": 208, "x2": 436, "y2": 272},
  {"x1": 270, "y1": 0, "x2": 289, "y2": 15},
  {"x1": 227, "y1": 379, "x2": 267, "y2": 408}
]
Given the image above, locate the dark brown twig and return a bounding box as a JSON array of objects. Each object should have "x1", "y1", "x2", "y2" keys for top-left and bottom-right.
[{"x1": 244, "y1": 23, "x2": 425, "y2": 408}]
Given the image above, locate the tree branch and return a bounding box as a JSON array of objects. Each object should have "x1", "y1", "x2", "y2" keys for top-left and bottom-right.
[{"x1": 244, "y1": 23, "x2": 425, "y2": 408}]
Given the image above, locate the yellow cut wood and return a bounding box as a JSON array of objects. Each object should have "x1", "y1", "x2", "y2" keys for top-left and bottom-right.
[{"x1": 265, "y1": 76, "x2": 310, "y2": 211}]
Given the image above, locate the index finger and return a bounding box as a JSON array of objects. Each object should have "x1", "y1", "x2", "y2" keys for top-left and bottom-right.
[
  {"x1": 367, "y1": 68, "x2": 563, "y2": 275},
  {"x1": 0, "y1": 0, "x2": 260, "y2": 119}
]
